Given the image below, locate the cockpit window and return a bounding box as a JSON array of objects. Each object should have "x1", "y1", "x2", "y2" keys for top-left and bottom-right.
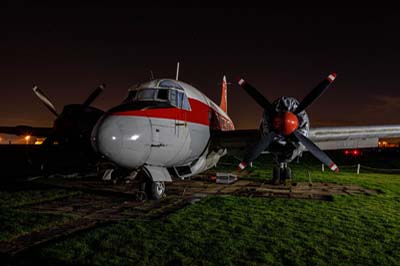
[
  {"x1": 169, "y1": 90, "x2": 191, "y2": 110},
  {"x1": 182, "y1": 94, "x2": 190, "y2": 110},
  {"x1": 169, "y1": 90, "x2": 177, "y2": 105},
  {"x1": 177, "y1": 91, "x2": 183, "y2": 108},
  {"x1": 123, "y1": 87, "x2": 191, "y2": 111},
  {"x1": 159, "y1": 80, "x2": 184, "y2": 90},
  {"x1": 137, "y1": 89, "x2": 156, "y2": 101},
  {"x1": 156, "y1": 89, "x2": 169, "y2": 101}
]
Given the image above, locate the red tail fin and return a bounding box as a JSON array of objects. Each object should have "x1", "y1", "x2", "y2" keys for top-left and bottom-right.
[{"x1": 219, "y1": 75, "x2": 228, "y2": 113}]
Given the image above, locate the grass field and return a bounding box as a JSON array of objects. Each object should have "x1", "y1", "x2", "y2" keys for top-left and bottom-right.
[
  {"x1": 0, "y1": 189, "x2": 80, "y2": 241},
  {"x1": 28, "y1": 154, "x2": 400, "y2": 266}
]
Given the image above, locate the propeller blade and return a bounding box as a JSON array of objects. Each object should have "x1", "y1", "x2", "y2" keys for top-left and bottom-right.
[
  {"x1": 237, "y1": 132, "x2": 275, "y2": 171},
  {"x1": 82, "y1": 84, "x2": 105, "y2": 108},
  {"x1": 237, "y1": 77, "x2": 275, "y2": 114},
  {"x1": 32, "y1": 85, "x2": 59, "y2": 117},
  {"x1": 293, "y1": 130, "x2": 339, "y2": 172},
  {"x1": 295, "y1": 73, "x2": 337, "y2": 114}
]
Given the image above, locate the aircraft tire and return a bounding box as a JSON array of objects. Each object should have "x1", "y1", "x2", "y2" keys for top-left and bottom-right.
[
  {"x1": 140, "y1": 179, "x2": 165, "y2": 200},
  {"x1": 150, "y1": 181, "x2": 165, "y2": 200}
]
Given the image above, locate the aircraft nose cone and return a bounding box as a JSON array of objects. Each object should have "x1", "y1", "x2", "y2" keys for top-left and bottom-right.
[
  {"x1": 92, "y1": 114, "x2": 152, "y2": 168},
  {"x1": 273, "y1": 112, "x2": 299, "y2": 136}
]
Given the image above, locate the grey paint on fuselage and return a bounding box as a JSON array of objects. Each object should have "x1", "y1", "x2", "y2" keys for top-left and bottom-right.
[
  {"x1": 95, "y1": 115, "x2": 152, "y2": 168},
  {"x1": 94, "y1": 114, "x2": 210, "y2": 169},
  {"x1": 147, "y1": 118, "x2": 210, "y2": 167}
]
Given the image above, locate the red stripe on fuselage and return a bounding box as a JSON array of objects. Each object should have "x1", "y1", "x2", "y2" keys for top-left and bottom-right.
[{"x1": 111, "y1": 98, "x2": 231, "y2": 127}]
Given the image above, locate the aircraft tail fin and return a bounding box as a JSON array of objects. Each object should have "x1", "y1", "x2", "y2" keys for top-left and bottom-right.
[{"x1": 219, "y1": 75, "x2": 228, "y2": 113}]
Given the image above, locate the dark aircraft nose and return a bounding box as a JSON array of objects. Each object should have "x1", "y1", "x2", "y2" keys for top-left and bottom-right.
[{"x1": 92, "y1": 113, "x2": 152, "y2": 169}]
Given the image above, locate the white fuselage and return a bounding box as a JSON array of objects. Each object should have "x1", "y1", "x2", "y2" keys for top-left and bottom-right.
[{"x1": 92, "y1": 79, "x2": 234, "y2": 175}]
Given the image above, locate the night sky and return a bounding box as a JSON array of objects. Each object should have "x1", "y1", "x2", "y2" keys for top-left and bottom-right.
[{"x1": 1, "y1": 7, "x2": 400, "y2": 129}]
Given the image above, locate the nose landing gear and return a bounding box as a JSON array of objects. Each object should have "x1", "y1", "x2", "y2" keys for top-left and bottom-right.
[{"x1": 140, "y1": 179, "x2": 166, "y2": 200}]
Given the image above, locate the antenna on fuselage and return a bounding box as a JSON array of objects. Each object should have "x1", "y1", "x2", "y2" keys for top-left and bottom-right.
[{"x1": 175, "y1": 62, "x2": 180, "y2": 80}]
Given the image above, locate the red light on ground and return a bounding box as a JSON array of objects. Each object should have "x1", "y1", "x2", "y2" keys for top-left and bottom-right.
[{"x1": 344, "y1": 149, "x2": 361, "y2": 156}]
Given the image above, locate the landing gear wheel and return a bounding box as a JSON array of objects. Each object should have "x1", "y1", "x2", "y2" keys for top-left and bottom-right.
[
  {"x1": 135, "y1": 191, "x2": 147, "y2": 202},
  {"x1": 151, "y1": 181, "x2": 166, "y2": 200},
  {"x1": 140, "y1": 180, "x2": 166, "y2": 200},
  {"x1": 272, "y1": 166, "x2": 281, "y2": 185}
]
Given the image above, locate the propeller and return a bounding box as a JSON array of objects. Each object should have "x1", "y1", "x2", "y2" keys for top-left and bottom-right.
[
  {"x1": 32, "y1": 85, "x2": 59, "y2": 117},
  {"x1": 237, "y1": 78, "x2": 276, "y2": 115},
  {"x1": 32, "y1": 84, "x2": 105, "y2": 148},
  {"x1": 238, "y1": 132, "x2": 276, "y2": 170},
  {"x1": 236, "y1": 73, "x2": 339, "y2": 173},
  {"x1": 82, "y1": 84, "x2": 105, "y2": 108},
  {"x1": 295, "y1": 73, "x2": 336, "y2": 114},
  {"x1": 293, "y1": 131, "x2": 338, "y2": 172}
]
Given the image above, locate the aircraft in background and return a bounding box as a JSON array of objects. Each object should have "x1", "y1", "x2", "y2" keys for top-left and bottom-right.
[
  {"x1": 0, "y1": 84, "x2": 105, "y2": 169},
  {"x1": 90, "y1": 73, "x2": 400, "y2": 199}
]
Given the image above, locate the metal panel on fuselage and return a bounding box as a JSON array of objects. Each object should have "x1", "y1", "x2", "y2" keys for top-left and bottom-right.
[
  {"x1": 147, "y1": 116, "x2": 189, "y2": 166},
  {"x1": 147, "y1": 98, "x2": 211, "y2": 166}
]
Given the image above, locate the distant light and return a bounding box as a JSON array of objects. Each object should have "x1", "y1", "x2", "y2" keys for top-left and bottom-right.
[
  {"x1": 112, "y1": 136, "x2": 116, "y2": 140},
  {"x1": 353, "y1": 150, "x2": 359, "y2": 156},
  {"x1": 344, "y1": 150, "x2": 349, "y2": 155},
  {"x1": 24, "y1": 135, "x2": 31, "y2": 144},
  {"x1": 130, "y1": 134, "x2": 139, "y2": 141}
]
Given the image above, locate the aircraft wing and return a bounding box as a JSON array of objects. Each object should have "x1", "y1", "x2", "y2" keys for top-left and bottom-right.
[
  {"x1": 0, "y1": 125, "x2": 53, "y2": 137},
  {"x1": 214, "y1": 125, "x2": 400, "y2": 154},
  {"x1": 212, "y1": 129, "x2": 260, "y2": 156},
  {"x1": 309, "y1": 125, "x2": 400, "y2": 150}
]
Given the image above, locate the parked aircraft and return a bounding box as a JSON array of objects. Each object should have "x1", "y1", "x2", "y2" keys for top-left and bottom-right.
[
  {"x1": 0, "y1": 84, "x2": 105, "y2": 170},
  {"x1": 90, "y1": 73, "x2": 400, "y2": 199}
]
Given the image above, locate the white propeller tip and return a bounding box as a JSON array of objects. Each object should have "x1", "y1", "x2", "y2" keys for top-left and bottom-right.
[
  {"x1": 329, "y1": 163, "x2": 339, "y2": 172},
  {"x1": 327, "y1": 73, "x2": 337, "y2": 83},
  {"x1": 237, "y1": 162, "x2": 247, "y2": 171}
]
